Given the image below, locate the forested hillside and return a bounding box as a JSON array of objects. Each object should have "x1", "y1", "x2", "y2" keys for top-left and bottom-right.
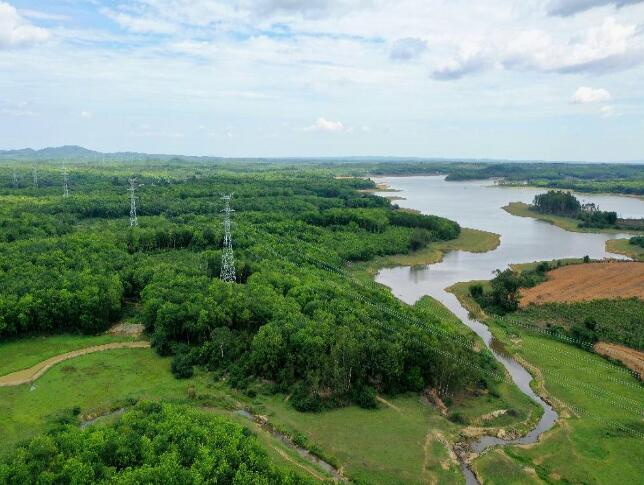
[{"x1": 0, "y1": 162, "x2": 496, "y2": 410}]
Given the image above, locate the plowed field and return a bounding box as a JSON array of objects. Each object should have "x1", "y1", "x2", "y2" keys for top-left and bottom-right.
[{"x1": 519, "y1": 261, "x2": 644, "y2": 306}]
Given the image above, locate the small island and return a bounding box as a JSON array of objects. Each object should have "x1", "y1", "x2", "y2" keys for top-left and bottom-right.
[{"x1": 504, "y1": 190, "x2": 644, "y2": 234}]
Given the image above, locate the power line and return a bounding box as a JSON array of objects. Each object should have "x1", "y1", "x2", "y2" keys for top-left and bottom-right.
[
  {"x1": 62, "y1": 164, "x2": 70, "y2": 198},
  {"x1": 220, "y1": 194, "x2": 236, "y2": 282}
]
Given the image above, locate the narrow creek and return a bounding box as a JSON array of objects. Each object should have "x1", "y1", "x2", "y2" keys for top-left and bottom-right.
[
  {"x1": 235, "y1": 409, "x2": 345, "y2": 481},
  {"x1": 372, "y1": 175, "x2": 641, "y2": 484}
]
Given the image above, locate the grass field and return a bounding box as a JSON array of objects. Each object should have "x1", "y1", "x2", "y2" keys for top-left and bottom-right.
[
  {"x1": 503, "y1": 202, "x2": 629, "y2": 234},
  {"x1": 0, "y1": 334, "x2": 138, "y2": 376},
  {"x1": 0, "y1": 308, "x2": 542, "y2": 485},
  {"x1": 0, "y1": 344, "x2": 338, "y2": 481},
  {"x1": 448, "y1": 283, "x2": 644, "y2": 485},
  {"x1": 0, "y1": 347, "x2": 191, "y2": 452},
  {"x1": 253, "y1": 393, "x2": 463, "y2": 484},
  {"x1": 606, "y1": 238, "x2": 644, "y2": 261}
]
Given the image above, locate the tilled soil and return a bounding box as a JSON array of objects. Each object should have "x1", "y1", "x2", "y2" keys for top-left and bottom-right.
[{"x1": 520, "y1": 261, "x2": 644, "y2": 306}]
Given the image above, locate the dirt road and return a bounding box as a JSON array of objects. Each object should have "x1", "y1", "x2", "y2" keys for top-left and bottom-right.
[{"x1": 0, "y1": 341, "x2": 150, "y2": 387}]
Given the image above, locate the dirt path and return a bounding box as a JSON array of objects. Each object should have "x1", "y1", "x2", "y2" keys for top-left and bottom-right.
[
  {"x1": 273, "y1": 447, "x2": 326, "y2": 482},
  {"x1": 0, "y1": 341, "x2": 150, "y2": 387},
  {"x1": 376, "y1": 395, "x2": 402, "y2": 412},
  {"x1": 594, "y1": 342, "x2": 644, "y2": 380}
]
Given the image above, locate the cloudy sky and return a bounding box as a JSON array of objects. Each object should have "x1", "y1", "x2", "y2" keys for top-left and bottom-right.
[{"x1": 1, "y1": 0, "x2": 643, "y2": 160}]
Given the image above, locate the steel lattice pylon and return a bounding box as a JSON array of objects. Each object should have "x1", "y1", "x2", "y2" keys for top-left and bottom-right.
[
  {"x1": 63, "y1": 164, "x2": 70, "y2": 198},
  {"x1": 220, "y1": 194, "x2": 236, "y2": 282},
  {"x1": 129, "y1": 177, "x2": 139, "y2": 227}
]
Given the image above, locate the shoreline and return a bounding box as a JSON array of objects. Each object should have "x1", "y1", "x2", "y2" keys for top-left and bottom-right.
[
  {"x1": 365, "y1": 174, "x2": 644, "y2": 200},
  {"x1": 503, "y1": 201, "x2": 640, "y2": 235}
]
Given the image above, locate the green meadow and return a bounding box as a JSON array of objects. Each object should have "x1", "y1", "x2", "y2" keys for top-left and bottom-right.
[{"x1": 449, "y1": 283, "x2": 644, "y2": 484}]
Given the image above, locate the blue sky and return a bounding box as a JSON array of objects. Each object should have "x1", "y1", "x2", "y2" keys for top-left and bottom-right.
[{"x1": 1, "y1": 0, "x2": 643, "y2": 161}]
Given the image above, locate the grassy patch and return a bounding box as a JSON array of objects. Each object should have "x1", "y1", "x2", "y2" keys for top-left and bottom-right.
[
  {"x1": 423, "y1": 432, "x2": 464, "y2": 484},
  {"x1": 0, "y1": 348, "x2": 192, "y2": 452},
  {"x1": 503, "y1": 202, "x2": 627, "y2": 234},
  {"x1": 251, "y1": 393, "x2": 453, "y2": 485},
  {"x1": 434, "y1": 227, "x2": 501, "y2": 254},
  {"x1": 607, "y1": 238, "x2": 644, "y2": 261},
  {"x1": 0, "y1": 334, "x2": 138, "y2": 376},
  {"x1": 510, "y1": 258, "x2": 584, "y2": 273},
  {"x1": 449, "y1": 286, "x2": 644, "y2": 485}
]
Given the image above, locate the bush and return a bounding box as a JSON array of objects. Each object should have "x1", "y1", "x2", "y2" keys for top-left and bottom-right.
[
  {"x1": 353, "y1": 386, "x2": 377, "y2": 409},
  {"x1": 171, "y1": 349, "x2": 194, "y2": 379},
  {"x1": 410, "y1": 228, "x2": 432, "y2": 250},
  {"x1": 448, "y1": 412, "x2": 467, "y2": 424},
  {"x1": 630, "y1": 236, "x2": 644, "y2": 248},
  {"x1": 291, "y1": 385, "x2": 323, "y2": 412},
  {"x1": 469, "y1": 283, "x2": 484, "y2": 298}
]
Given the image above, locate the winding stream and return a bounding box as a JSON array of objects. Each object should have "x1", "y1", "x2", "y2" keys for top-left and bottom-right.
[{"x1": 373, "y1": 176, "x2": 641, "y2": 483}]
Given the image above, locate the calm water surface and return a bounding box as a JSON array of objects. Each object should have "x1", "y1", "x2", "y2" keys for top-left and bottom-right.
[
  {"x1": 375, "y1": 176, "x2": 638, "y2": 304},
  {"x1": 373, "y1": 176, "x2": 642, "y2": 483}
]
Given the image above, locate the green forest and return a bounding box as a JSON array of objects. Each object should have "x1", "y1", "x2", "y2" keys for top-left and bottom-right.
[
  {"x1": 0, "y1": 161, "x2": 496, "y2": 412},
  {"x1": 0, "y1": 402, "x2": 308, "y2": 484}
]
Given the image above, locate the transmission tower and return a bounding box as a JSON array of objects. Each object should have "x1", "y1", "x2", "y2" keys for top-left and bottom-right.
[
  {"x1": 62, "y1": 164, "x2": 70, "y2": 198},
  {"x1": 128, "y1": 177, "x2": 139, "y2": 227},
  {"x1": 12, "y1": 168, "x2": 18, "y2": 188},
  {"x1": 220, "y1": 194, "x2": 236, "y2": 282},
  {"x1": 32, "y1": 163, "x2": 38, "y2": 188}
]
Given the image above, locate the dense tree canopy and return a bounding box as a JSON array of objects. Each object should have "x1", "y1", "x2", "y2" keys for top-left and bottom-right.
[
  {"x1": 531, "y1": 190, "x2": 625, "y2": 229},
  {"x1": 0, "y1": 402, "x2": 308, "y2": 484},
  {"x1": 0, "y1": 161, "x2": 498, "y2": 409}
]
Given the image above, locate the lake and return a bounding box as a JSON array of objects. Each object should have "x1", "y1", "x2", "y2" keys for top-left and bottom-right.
[
  {"x1": 375, "y1": 176, "x2": 639, "y2": 305},
  {"x1": 373, "y1": 176, "x2": 642, "y2": 484}
]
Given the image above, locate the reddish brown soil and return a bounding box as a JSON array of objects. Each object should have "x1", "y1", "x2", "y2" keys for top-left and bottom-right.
[
  {"x1": 594, "y1": 342, "x2": 644, "y2": 380},
  {"x1": 519, "y1": 262, "x2": 644, "y2": 307}
]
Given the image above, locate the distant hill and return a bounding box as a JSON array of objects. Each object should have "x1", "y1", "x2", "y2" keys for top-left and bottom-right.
[
  {"x1": 0, "y1": 145, "x2": 160, "y2": 161},
  {"x1": 0, "y1": 146, "x2": 642, "y2": 164}
]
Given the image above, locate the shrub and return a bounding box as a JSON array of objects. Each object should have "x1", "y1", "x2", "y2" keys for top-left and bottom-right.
[{"x1": 171, "y1": 348, "x2": 194, "y2": 379}]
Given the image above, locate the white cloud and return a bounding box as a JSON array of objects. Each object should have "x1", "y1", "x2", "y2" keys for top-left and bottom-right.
[
  {"x1": 547, "y1": 0, "x2": 643, "y2": 17},
  {"x1": 571, "y1": 86, "x2": 612, "y2": 103},
  {"x1": 390, "y1": 37, "x2": 427, "y2": 61},
  {"x1": 432, "y1": 46, "x2": 492, "y2": 80},
  {"x1": 309, "y1": 117, "x2": 347, "y2": 132},
  {"x1": 435, "y1": 17, "x2": 644, "y2": 79},
  {"x1": 101, "y1": 8, "x2": 177, "y2": 34},
  {"x1": 19, "y1": 9, "x2": 70, "y2": 21},
  {"x1": 80, "y1": 110, "x2": 93, "y2": 119},
  {"x1": 0, "y1": 1, "x2": 49, "y2": 49},
  {"x1": 601, "y1": 104, "x2": 616, "y2": 117}
]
